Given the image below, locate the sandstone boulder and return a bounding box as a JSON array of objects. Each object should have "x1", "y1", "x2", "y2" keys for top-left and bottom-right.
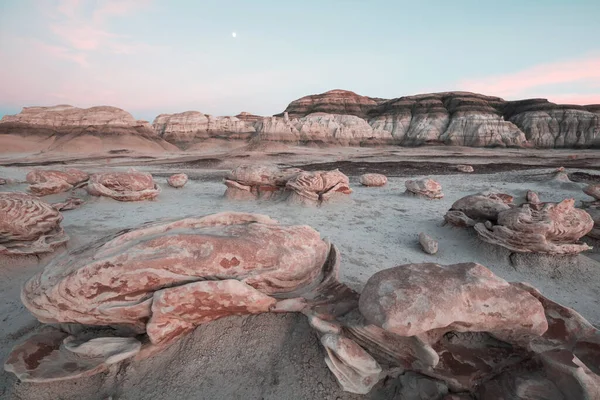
[
  {"x1": 86, "y1": 170, "x2": 160, "y2": 201},
  {"x1": 444, "y1": 192, "x2": 513, "y2": 227},
  {"x1": 359, "y1": 173, "x2": 387, "y2": 187},
  {"x1": 51, "y1": 197, "x2": 85, "y2": 211},
  {"x1": 584, "y1": 206, "x2": 600, "y2": 239},
  {"x1": 223, "y1": 165, "x2": 301, "y2": 200},
  {"x1": 167, "y1": 173, "x2": 188, "y2": 188},
  {"x1": 527, "y1": 190, "x2": 541, "y2": 204},
  {"x1": 474, "y1": 199, "x2": 593, "y2": 254},
  {"x1": 359, "y1": 262, "x2": 548, "y2": 341},
  {"x1": 583, "y1": 184, "x2": 600, "y2": 201},
  {"x1": 419, "y1": 233, "x2": 438, "y2": 254},
  {"x1": 286, "y1": 169, "x2": 352, "y2": 206},
  {"x1": 405, "y1": 178, "x2": 443, "y2": 199},
  {"x1": 0, "y1": 192, "x2": 69, "y2": 255},
  {"x1": 456, "y1": 165, "x2": 474, "y2": 173},
  {"x1": 26, "y1": 168, "x2": 89, "y2": 196}
]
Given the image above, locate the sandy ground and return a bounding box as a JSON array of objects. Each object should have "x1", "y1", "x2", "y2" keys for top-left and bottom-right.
[{"x1": 1, "y1": 146, "x2": 599, "y2": 399}]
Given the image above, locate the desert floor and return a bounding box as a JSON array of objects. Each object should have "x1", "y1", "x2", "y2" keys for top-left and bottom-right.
[{"x1": 1, "y1": 145, "x2": 599, "y2": 399}]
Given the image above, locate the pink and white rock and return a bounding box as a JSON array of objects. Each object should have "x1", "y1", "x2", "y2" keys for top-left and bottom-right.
[
  {"x1": 223, "y1": 165, "x2": 301, "y2": 200},
  {"x1": 359, "y1": 173, "x2": 387, "y2": 187},
  {"x1": 405, "y1": 178, "x2": 443, "y2": 199},
  {"x1": 418, "y1": 232, "x2": 438, "y2": 254},
  {"x1": 583, "y1": 184, "x2": 600, "y2": 201},
  {"x1": 0, "y1": 192, "x2": 69, "y2": 255},
  {"x1": 167, "y1": 173, "x2": 188, "y2": 188},
  {"x1": 444, "y1": 192, "x2": 514, "y2": 227},
  {"x1": 358, "y1": 262, "x2": 548, "y2": 341},
  {"x1": 286, "y1": 169, "x2": 352, "y2": 206},
  {"x1": 455, "y1": 165, "x2": 474, "y2": 173},
  {"x1": 527, "y1": 190, "x2": 541, "y2": 204},
  {"x1": 474, "y1": 199, "x2": 593, "y2": 254},
  {"x1": 51, "y1": 197, "x2": 85, "y2": 211},
  {"x1": 86, "y1": 170, "x2": 160, "y2": 201},
  {"x1": 26, "y1": 169, "x2": 89, "y2": 196},
  {"x1": 9, "y1": 212, "x2": 344, "y2": 382}
]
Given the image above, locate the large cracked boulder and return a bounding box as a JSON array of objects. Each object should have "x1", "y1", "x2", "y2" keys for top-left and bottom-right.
[
  {"x1": 474, "y1": 199, "x2": 593, "y2": 254},
  {"x1": 405, "y1": 178, "x2": 443, "y2": 199},
  {"x1": 7, "y1": 212, "x2": 354, "y2": 383},
  {"x1": 0, "y1": 192, "x2": 69, "y2": 255},
  {"x1": 286, "y1": 169, "x2": 352, "y2": 206},
  {"x1": 223, "y1": 165, "x2": 300, "y2": 200},
  {"x1": 86, "y1": 170, "x2": 160, "y2": 201},
  {"x1": 26, "y1": 168, "x2": 89, "y2": 196},
  {"x1": 444, "y1": 192, "x2": 514, "y2": 227}
]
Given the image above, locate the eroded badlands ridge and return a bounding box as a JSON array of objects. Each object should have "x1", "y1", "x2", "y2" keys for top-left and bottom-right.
[{"x1": 1, "y1": 90, "x2": 599, "y2": 152}]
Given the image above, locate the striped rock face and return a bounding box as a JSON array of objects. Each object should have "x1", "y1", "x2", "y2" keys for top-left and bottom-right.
[
  {"x1": 167, "y1": 173, "x2": 188, "y2": 188},
  {"x1": 21, "y1": 212, "x2": 330, "y2": 339},
  {"x1": 474, "y1": 199, "x2": 593, "y2": 254},
  {"x1": 26, "y1": 169, "x2": 89, "y2": 196},
  {"x1": 0, "y1": 192, "x2": 69, "y2": 255},
  {"x1": 405, "y1": 178, "x2": 443, "y2": 199},
  {"x1": 86, "y1": 171, "x2": 160, "y2": 201},
  {"x1": 286, "y1": 169, "x2": 352, "y2": 205}
]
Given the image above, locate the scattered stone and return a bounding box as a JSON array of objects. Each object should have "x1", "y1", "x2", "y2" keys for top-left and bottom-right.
[
  {"x1": 552, "y1": 166, "x2": 571, "y2": 182},
  {"x1": 26, "y1": 168, "x2": 89, "y2": 196},
  {"x1": 474, "y1": 199, "x2": 593, "y2": 254},
  {"x1": 456, "y1": 165, "x2": 474, "y2": 173},
  {"x1": 444, "y1": 192, "x2": 513, "y2": 226},
  {"x1": 418, "y1": 232, "x2": 438, "y2": 254},
  {"x1": 359, "y1": 173, "x2": 387, "y2": 187},
  {"x1": 286, "y1": 169, "x2": 352, "y2": 206},
  {"x1": 0, "y1": 192, "x2": 69, "y2": 255},
  {"x1": 86, "y1": 170, "x2": 160, "y2": 201},
  {"x1": 223, "y1": 165, "x2": 300, "y2": 200},
  {"x1": 405, "y1": 178, "x2": 443, "y2": 199},
  {"x1": 527, "y1": 190, "x2": 541, "y2": 204},
  {"x1": 51, "y1": 197, "x2": 85, "y2": 211},
  {"x1": 167, "y1": 173, "x2": 188, "y2": 188},
  {"x1": 584, "y1": 206, "x2": 600, "y2": 239},
  {"x1": 583, "y1": 184, "x2": 600, "y2": 201}
]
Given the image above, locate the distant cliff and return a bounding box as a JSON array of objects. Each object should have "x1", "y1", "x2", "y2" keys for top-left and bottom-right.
[{"x1": 1, "y1": 90, "x2": 598, "y2": 152}]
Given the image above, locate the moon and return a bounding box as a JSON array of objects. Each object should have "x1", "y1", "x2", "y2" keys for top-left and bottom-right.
[{"x1": 232, "y1": 32, "x2": 237, "y2": 38}]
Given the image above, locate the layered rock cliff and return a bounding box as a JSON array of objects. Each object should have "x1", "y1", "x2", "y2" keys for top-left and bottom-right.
[{"x1": 0, "y1": 105, "x2": 177, "y2": 153}]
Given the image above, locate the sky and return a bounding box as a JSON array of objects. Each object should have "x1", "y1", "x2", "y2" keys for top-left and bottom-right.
[{"x1": 1, "y1": 0, "x2": 599, "y2": 121}]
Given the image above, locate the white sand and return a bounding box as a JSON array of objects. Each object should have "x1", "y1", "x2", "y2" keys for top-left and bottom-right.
[{"x1": 1, "y1": 147, "x2": 599, "y2": 399}]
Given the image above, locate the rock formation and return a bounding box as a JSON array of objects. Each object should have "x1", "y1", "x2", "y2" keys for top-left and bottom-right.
[
  {"x1": 6, "y1": 212, "x2": 353, "y2": 382},
  {"x1": 359, "y1": 173, "x2": 387, "y2": 187},
  {"x1": 474, "y1": 199, "x2": 593, "y2": 254},
  {"x1": 418, "y1": 232, "x2": 438, "y2": 254},
  {"x1": 405, "y1": 178, "x2": 443, "y2": 199},
  {"x1": 86, "y1": 170, "x2": 160, "y2": 201},
  {"x1": 456, "y1": 165, "x2": 474, "y2": 173},
  {"x1": 444, "y1": 192, "x2": 514, "y2": 227},
  {"x1": 223, "y1": 165, "x2": 301, "y2": 201},
  {"x1": 167, "y1": 173, "x2": 188, "y2": 188},
  {"x1": 286, "y1": 169, "x2": 352, "y2": 206},
  {"x1": 26, "y1": 168, "x2": 89, "y2": 196},
  {"x1": 583, "y1": 184, "x2": 600, "y2": 201},
  {"x1": 51, "y1": 197, "x2": 85, "y2": 211},
  {"x1": 0, "y1": 192, "x2": 69, "y2": 255},
  {"x1": 581, "y1": 184, "x2": 600, "y2": 240},
  {"x1": 0, "y1": 105, "x2": 177, "y2": 153},
  {"x1": 278, "y1": 89, "x2": 381, "y2": 119}
]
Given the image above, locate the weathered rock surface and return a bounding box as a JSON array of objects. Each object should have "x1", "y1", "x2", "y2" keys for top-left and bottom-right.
[
  {"x1": 583, "y1": 184, "x2": 600, "y2": 200},
  {"x1": 419, "y1": 233, "x2": 438, "y2": 254},
  {"x1": 26, "y1": 168, "x2": 89, "y2": 196},
  {"x1": 0, "y1": 105, "x2": 177, "y2": 153},
  {"x1": 0, "y1": 192, "x2": 69, "y2": 255},
  {"x1": 359, "y1": 173, "x2": 387, "y2": 187},
  {"x1": 474, "y1": 199, "x2": 593, "y2": 254},
  {"x1": 583, "y1": 205, "x2": 600, "y2": 240},
  {"x1": 86, "y1": 171, "x2": 160, "y2": 201},
  {"x1": 286, "y1": 169, "x2": 352, "y2": 206},
  {"x1": 359, "y1": 262, "x2": 548, "y2": 341},
  {"x1": 405, "y1": 178, "x2": 443, "y2": 199},
  {"x1": 223, "y1": 165, "x2": 301, "y2": 201},
  {"x1": 51, "y1": 197, "x2": 85, "y2": 211},
  {"x1": 444, "y1": 192, "x2": 513, "y2": 227},
  {"x1": 527, "y1": 190, "x2": 541, "y2": 204},
  {"x1": 167, "y1": 173, "x2": 188, "y2": 188},
  {"x1": 279, "y1": 89, "x2": 381, "y2": 119},
  {"x1": 152, "y1": 111, "x2": 255, "y2": 148},
  {"x1": 456, "y1": 165, "x2": 474, "y2": 173}
]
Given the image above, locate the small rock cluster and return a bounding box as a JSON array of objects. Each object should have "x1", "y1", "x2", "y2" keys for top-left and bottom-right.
[{"x1": 405, "y1": 178, "x2": 443, "y2": 199}]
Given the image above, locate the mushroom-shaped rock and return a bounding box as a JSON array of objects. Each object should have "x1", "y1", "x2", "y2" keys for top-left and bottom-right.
[
  {"x1": 405, "y1": 178, "x2": 443, "y2": 199},
  {"x1": 444, "y1": 192, "x2": 514, "y2": 227},
  {"x1": 223, "y1": 165, "x2": 301, "y2": 200},
  {"x1": 26, "y1": 169, "x2": 89, "y2": 196},
  {"x1": 474, "y1": 199, "x2": 593, "y2": 254},
  {"x1": 359, "y1": 262, "x2": 548, "y2": 342},
  {"x1": 86, "y1": 171, "x2": 160, "y2": 201},
  {"x1": 583, "y1": 184, "x2": 600, "y2": 201},
  {"x1": 456, "y1": 165, "x2": 474, "y2": 173},
  {"x1": 359, "y1": 173, "x2": 387, "y2": 187},
  {"x1": 0, "y1": 192, "x2": 69, "y2": 255},
  {"x1": 286, "y1": 169, "x2": 352, "y2": 206},
  {"x1": 167, "y1": 173, "x2": 188, "y2": 188},
  {"x1": 418, "y1": 233, "x2": 438, "y2": 254}
]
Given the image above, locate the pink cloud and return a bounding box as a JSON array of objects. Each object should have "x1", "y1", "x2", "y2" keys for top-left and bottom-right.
[
  {"x1": 460, "y1": 55, "x2": 600, "y2": 98},
  {"x1": 32, "y1": 40, "x2": 89, "y2": 66},
  {"x1": 93, "y1": 0, "x2": 152, "y2": 21},
  {"x1": 546, "y1": 93, "x2": 600, "y2": 105}
]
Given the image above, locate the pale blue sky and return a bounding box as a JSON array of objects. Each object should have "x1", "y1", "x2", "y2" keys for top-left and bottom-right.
[{"x1": 1, "y1": 0, "x2": 599, "y2": 121}]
